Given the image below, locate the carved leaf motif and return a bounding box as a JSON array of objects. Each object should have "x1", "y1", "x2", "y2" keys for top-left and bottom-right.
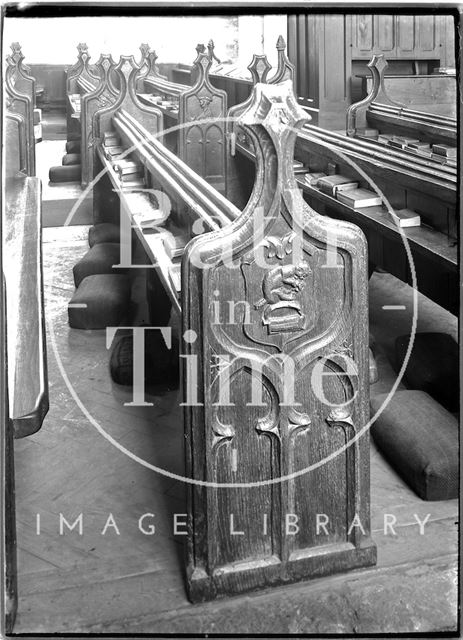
[
  {"x1": 212, "y1": 420, "x2": 235, "y2": 439},
  {"x1": 263, "y1": 231, "x2": 295, "y2": 259}
]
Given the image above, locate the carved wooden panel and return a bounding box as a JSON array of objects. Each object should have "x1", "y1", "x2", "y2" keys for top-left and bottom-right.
[
  {"x1": 81, "y1": 54, "x2": 119, "y2": 187},
  {"x1": 5, "y1": 114, "x2": 26, "y2": 177},
  {"x1": 8, "y1": 43, "x2": 36, "y2": 106},
  {"x1": 66, "y1": 49, "x2": 100, "y2": 95},
  {"x1": 94, "y1": 56, "x2": 163, "y2": 185},
  {"x1": 183, "y1": 80, "x2": 376, "y2": 602},
  {"x1": 179, "y1": 52, "x2": 227, "y2": 193},
  {"x1": 5, "y1": 54, "x2": 35, "y2": 175}
]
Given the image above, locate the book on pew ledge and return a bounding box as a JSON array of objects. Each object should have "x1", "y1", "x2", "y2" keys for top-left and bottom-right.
[
  {"x1": 103, "y1": 131, "x2": 121, "y2": 145},
  {"x1": 336, "y1": 188, "x2": 382, "y2": 208},
  {"x1": 163, "y1": 228, "x2": 190, "y2": 259},
  {"x1": 388, "y1": 136, "x2": 420, "y2": 150},
  {"x1": 391, "y1": 208, "x2": 421, "y2": 228},
  {"x1": 432, "y1": 144, "x2": 457, "y2": 158},
  {"x1": 120, "y1": 171, "x2": 144, "y2": 183},
  {"x1": 355, "y1": 128, "x2": 379, "y2": 138},
  {"x1": 377, "y1": 134, "x2": 394, "y2": 145},
  {"x1": 104, "y1": 146, "x2": 125, "y2": 159},
  {"x1": 293, "y1": 160, "x2": 307, "y2": 174},
  {"x1": 119, "y1": 178, "x2": 145, "y2": 190},
  {"x1": 317, "y1": 175, "x2": 359, "y2": 196},
  {"x1": 113, "y1": 159, "x2": 140, "y2": 175},
  {"x1": 304, "y1": 172, "x2": 327, "y2": 186}
]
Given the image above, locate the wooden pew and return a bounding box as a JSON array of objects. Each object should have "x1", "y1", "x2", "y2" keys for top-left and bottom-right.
[
  {"x1": 65, "y1": 43, "x2": 100, "y2": 142},
  {"x1": 346, "y1": 54, "x2": 457, "y2": 148},
  {"x1": 91, "y1": 55, "x2": 375, "y2": 600},
  {"x1": 231, "y1": 48, "x2": 457, "y2": 315},
  {"x1": 5, "y1": 46, "x2": 36, "y2": 175},
  {"x1": 139, "y1": 49, "x2": 228, "y2": 193},
  {"x1": 2, "y1": 93, "x2": 50, "y2": 632},
  {"x1": 4, "y1": 86, "x2": 49, "y2": 438},
  {"x1": 359, "y1": 69, "x2": 457, "y2": 118},
  {"x1": 80, "y1": 54, "x2": 120, "y2": 187}
]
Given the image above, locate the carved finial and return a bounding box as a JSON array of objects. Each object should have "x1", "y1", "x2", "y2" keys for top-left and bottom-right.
[
  {"x1": 10, "y1": 42, "x2": 25, "y2": 65},
  {"x1": 239, "y1": 80, "x2": 307, "y2": 145},
  {"x1": 192, "y1": 51, "x2": 212, "y2": 84},
  {"x1": 276, "y1": 35, "x2": 286, "y2": 51},
  {"x1": 248, "y1": 54, "x2": 271, "y2": 84},
  {"x1": 140, "y1": 43, "x2": 150, "y2": 58},
  {"x1": 207, "y1": 39, "x2": 220, "y2": 64},
  {"x1": 368, "y1": 53, "x2": 388, "y2": 78},
  {"x1": 146, "y1": 50, "x2": 160, "y2": 77},
  {"x1": 96, "y1": 53, "x2": 116, "y2": 75},
  {"x1": 114, "y1": 55, "x2": 140, "y2": 95},
  {"x1": 268, "y1": 35, "x2": 295, "y2": 85},
  {"x1": 77, "y1": 43, "x2": 88, "y2": 55},
  {"x1": 196, "y1": 43, "x2": 206, "y2": 56}
]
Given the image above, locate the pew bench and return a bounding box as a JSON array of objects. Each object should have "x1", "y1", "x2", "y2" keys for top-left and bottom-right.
[
  {"x1": 89, "y1": 58, "x2": 376, "y2": 602},
  {"x1": 347, "y1": 55, "x2": 457, "y2": 152},
  {"x1": 4, "y1": 175, "x2": 49, "y2": 438}
]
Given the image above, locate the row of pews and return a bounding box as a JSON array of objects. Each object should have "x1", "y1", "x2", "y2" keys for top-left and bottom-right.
[
  {"x1": 3, "y1": 43, "x2": 49, "y2": 632},
  {"x1": 67, "y1": 46, "x2": 376, "y2": 602},
  {"x1": 230, "y1": 50, "x2": 457, "y2": 315},
  {"x1": 64, "y1": 40, "x2": 228, "y2": 193}
]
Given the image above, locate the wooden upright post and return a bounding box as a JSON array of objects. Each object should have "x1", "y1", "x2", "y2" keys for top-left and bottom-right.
[{"x1": 182, "y1": 79, "x2": 376, "y2": 602}]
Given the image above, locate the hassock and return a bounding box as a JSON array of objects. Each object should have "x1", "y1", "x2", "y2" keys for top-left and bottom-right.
[
  {"x1": 370, "y1": 390, "x2": 458, "y2": 501},
  {"x1": 73, "y1": 242, "x2": 128, "y2": 287},
  {"x1": 49, "y1": 164, "x2": 81, "y2": 183},
  {"x1": 68, "y1": 274, "x2": 130, "y2": 330}
]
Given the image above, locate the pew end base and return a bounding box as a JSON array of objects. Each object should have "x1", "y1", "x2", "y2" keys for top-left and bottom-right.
[{"x1": 186, "y1": 540, "x2": 377, "y2": 603}]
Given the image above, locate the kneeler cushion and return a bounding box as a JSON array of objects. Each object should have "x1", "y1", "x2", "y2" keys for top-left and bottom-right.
[
  {"x1": 395, "y1": 332, "x2": 458, "y2": 413},
  {"x1": 110, "y1": 331, "x2": 179, "y2": 387},
  {"x1": 370, "y1": 390, "x2": 458, "y2": 501},
  {"x1": 88, "y1": 223, "x2": 121, "y2": 247},
  {"x1": 66, "y1": 140, "x2": 81, "y2": 154},
  {"x1": 68, "y1": 274, "x2": 130, "y2": 329},
  {"x1": 49, "y1": 164, "x2": 81, "y2": 183},
  {"x1": 62, "y1": 153, "x2": 81, "y2": 166},
  {"x1": 73, "y1": 243, "x2": 128, "y2": 287}
]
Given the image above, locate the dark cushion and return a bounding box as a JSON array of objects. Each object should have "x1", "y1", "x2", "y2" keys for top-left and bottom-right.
[
  {"x1": 395, "y1": 332, "x2": 458, "y2": 413},
  {"x1": 62, "y1": 153, "x2": 81, "y2": 166},
  {"x1": 371, "y1": 390, "x2": 458, "y2": 501},
  {"x1": 68, "y1": 274, "x2": 130, "y2": 329},
  {"x1": 88, "y1": 223, "x2": 120, "y2": 247},
  {"x1": 66, "y1": 140, "x2": 81, "y2": 154},
  {"x1": 49, "y1": 164, "x2": 81, "y2": 183},
  {"x1": 110, "y1": 331, "x2": 178, "y2": 387},
  {"x1": 73, "y1": 243, "x2": 128, "y2": 287}
]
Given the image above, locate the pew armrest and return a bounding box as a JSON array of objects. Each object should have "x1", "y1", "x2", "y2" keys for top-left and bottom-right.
[{"x1": 4, "y1": 175, "x2": 49, "y2": 438}]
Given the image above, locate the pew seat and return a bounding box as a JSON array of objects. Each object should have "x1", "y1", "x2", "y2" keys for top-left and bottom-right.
[
  {"x1": 73, "y1": 242, "x2": 128, "y2": 287},
  {"x1": 68, "y1": 274, "x2": 130, "y2": 330}
]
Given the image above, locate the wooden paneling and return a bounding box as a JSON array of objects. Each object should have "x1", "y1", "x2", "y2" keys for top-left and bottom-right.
[
  {"x1": 351, "y1": 14, "x2": 447, "y2": 61},
  {"x1": 376, "y1": 15, "x2": 395, "y2": 52}
]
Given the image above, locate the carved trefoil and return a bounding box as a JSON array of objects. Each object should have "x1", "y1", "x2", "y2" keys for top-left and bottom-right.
[{"x1": 182, "y1": 80, "x2": 376, "y2": 602}]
